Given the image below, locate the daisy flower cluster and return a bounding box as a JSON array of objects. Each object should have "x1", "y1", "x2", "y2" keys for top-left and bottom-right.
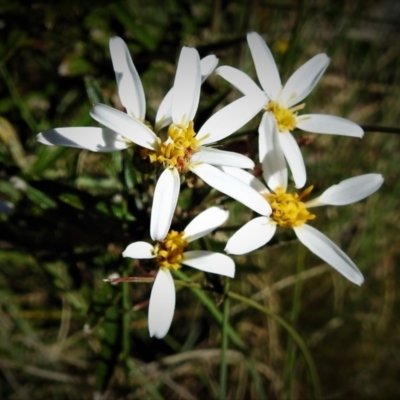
[{"x1": 37, "y1": 32, "x2": 383, "y2": 339}]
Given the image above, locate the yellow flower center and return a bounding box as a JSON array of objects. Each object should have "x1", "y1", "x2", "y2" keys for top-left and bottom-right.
[
  {"x1": 264, "y1": 186, "x2": 316, "y2": 227},
  {"x1": 154, "y1": 230, "x2": 188, "y2": 270},
  {"x1": 266, "y1": 101, "x2": 305, "y2": 132},
  {"x1": 145, "y1": 121, "x2": 199, "y2": 173}
]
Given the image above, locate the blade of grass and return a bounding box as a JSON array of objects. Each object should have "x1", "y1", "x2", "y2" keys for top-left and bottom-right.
[
  {"x1": 283, "y1": 244, "x2": 305, "y2": 399},
  {"x1": 219, "y1": 279, "x2": 229, "y2": 400},
  {"x1": 174, "y1": 270, "x2": 267, "y2": 400},
  {"x1": 122, "y1": 260, "x2": 131, "y2": 382},
  {"x1": 0, "y1": 65, "x2": 38, "y2": 132},
  {"x1": 228, "y1": 291, "x2": 321, "y2": 399}
]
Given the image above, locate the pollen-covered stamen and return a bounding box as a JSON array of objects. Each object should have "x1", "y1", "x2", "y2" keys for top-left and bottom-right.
[
  {"x1": 264, "y1": 186, "x2": 316, "y2": 227},
  {"x1": 266, "y1": 101, "x2": 305, "y2": 132},
  {"x1": 154, "y1": 230, "x2": 188, "y2": 270},
  {"x1": 145, "y1": 121, "x2": 199, "y2": 173}
]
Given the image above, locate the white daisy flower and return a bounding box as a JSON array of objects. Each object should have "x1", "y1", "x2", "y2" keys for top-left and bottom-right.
[
  {"x1": 37, "y1": 36, "x2": 219, "y2": 152},
  {"x1": 38, "y1": 40, "x2": 271, "y2": 235},
  {"x1": 123, "y1": 206, "x2": 234, "y2": 338},
  {"x1": 223, "y1": 166, "x2": 383, "y2": 285},
  {"x1": 216, "y1": 31, "x2": 364, "y2": 189},
  {"x1": 90, "y1": 46, "x2": 271, "y2": 240}
]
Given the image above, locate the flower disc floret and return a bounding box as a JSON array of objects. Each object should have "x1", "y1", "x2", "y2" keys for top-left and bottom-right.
[
  {"x1": 154, "y1": 230, "x2": 188, "y2": 270},
  {"x1": 265, "y1": 186, "x2": 315, "y2": 227},
  {"x1": 147, "y1": 121, "x2": 199, "y2": 173},
  {"x1": 266, "y1": 101, "x2": 305, "y2": 132}
]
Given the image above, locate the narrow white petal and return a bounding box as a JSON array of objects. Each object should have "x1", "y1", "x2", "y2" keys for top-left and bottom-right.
[
  {"x1": 149, "y1": 269, "x2": 176, "y2": 338},
  {"x1": 90, "y1": 104, "x2": 157, "y2": 150},
  {"x1": 197, "y1": 92, "x2": 268, "y2": 145},
  {"x1": 296, "y1": 114, "x2": 364, "y2": 138},
  {"x1": 122, "y1": 242, "x2": 155, "y2": 259},
  {"x1": 259, "y1": 113, "x2": 287, "y2": 191},
  {"x1": 220, "y1": 166, "x2": 268, "y2": 194},
  {"x1": 282, "y1": 54, "x2": 330, "y2": 108},
  {"x1": 216, "y1": 66, "x2": 262, "y2": 96},
  {"x1": 182, "y1": 251, "x2": 235, "y2": 278},
  {"x1": 155, "y1": 89, "x2": 173, "y2": 132},
  {"x1": 172, "y1": 47, "x2": 201, "y2": 126},
  {"x1": 109, "y1": 37, "x2": 145, "y2": 120},
  {"x1": 150, "y1": 168, "x2": 180, "y2": 241},
  {"x1": 247, "y1": 32, "x2": 281, "y2": 99},
  {"x1": 200, "y1": 55, "x2": 219, "y2": 82},
  {"x1": 278, "y1": 131, "x2": 306, "y2": 189},
  {"x1": 183, "y1": 207, "x2": 229, "y2": 242},
  {"x1": 155, "y1": 55, "x2": 219, "y2": 132},
  {"x1": 37, "y1": 127, "x2": 129, "y2": 152},
  {"x1": 305, "y1": 174, "x2": 384, "y2": 208},
  {"x1": 191, "y1": 147, "x2": 254, "y2": 169},
  {"x1": 191, "y1": 163, "x2": 271, "y2": 216},
  {"x1": 225, "y1": 217, "x2": 276, "y2": 255},
  {"x1": 294, "y1": 224, "x2": 364, "y2": 285}
]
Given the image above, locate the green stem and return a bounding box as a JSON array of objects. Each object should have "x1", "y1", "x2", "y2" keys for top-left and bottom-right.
[
  {"x1": 174, "y1": 270, "x2": 267, "y2": 399},
  {"x1": 174, "y1": 270, "x2": 244, "y2": 349},
  {"x1": 127, "y1": 359, "x2": 164, "y2": 400},
  {"x1": 284, "y1": 245, "x2": 305, "y2": 398},
  {"x1": 122, "y1": 262, "x2": 131, "y2": 381},
  {"x1": 219, "y1": 280, "x2": 229, "y2": 400},
  {"x1": 228, "y1": 291, "x2": 321, "y2": 399},
  {"x1": 0, "y1": 66, "x2": 38, "y2": 132}
]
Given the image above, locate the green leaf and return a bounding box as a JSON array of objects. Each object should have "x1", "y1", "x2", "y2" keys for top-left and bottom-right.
[
  {"x1": 85, "y1": 75, "x2": 109, "y2": 105},
  {"x1": 25, "y1": 184, "x2": 58, "y2": 209},
  {"x1": 59, "y1": 55, "x2": 93, "y2": 77},
  {"x1": 110, "y1": 4, "x2": 159, "y2": 51}
]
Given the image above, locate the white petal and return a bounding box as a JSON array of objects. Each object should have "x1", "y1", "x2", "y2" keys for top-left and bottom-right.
[
  {"x1": 182, "y1": 251, "x2": 235, "y2": 278},
  {"x1": 122, "y1": 242, "x2": 155, "y2": 259},
  {"x1": 0, "y1": 200, "x2": 13, "y2": 215},
  {"x1": 305, "y1": 174, "x2": 384, "y2": 208},
  {"x1": 294, "y1": 224, "x2": 364, "y2": 285},
  {"x1": 172, "y1": 47, "x2": 201, "y2": 126},
  {"x1": 191, "y1": 147, "x2": 254, "y2": 169},
  {"x1": 191, "y1": 163, "x2": 271, "y2": 216},
  {"x1": 216, "y1": 66, "x2": 262, "y2": 96},
  {"x1": 149, "y1": 269, "x2": 176, "y2": 338},
  {"x1": 150, "y1": 168, "x2": 180, "y2": 241},
  {"x1": 155, "y1": 55, "x2": 218, "y2": 132},
  {"x1": 90, "y1": 104, "x2": 157, "y2": 150},
  {"x1": 247, "y1": 32, "x2": 281, "y2": 99},
  {"x1": 225, "y1": 217, "x2": 276, "y2": 255},
  {"x1": 37, "y1": 127, "x2": 129, "y2": 152},
  {"x1": 220, "y1": 166, "x2": 268, "y2": 194},
  {"x1": 183, "y1": 207, "x2": 229, "y2": 242},
  {"x1": 278, "y1": 131, "x2": 306, "y2": 189},
  {"x1": 259, "y1": 113, "x2": 287, "y2": 191},
  {"x1": 155, "y1": 89, "x2": 173, "y2": 132},
  {"x1": 197, "y1": 92, "x2": 268, "y2": 145},
  {"x1": 296, "y1": 114, "x2": 364, "y2": 138},
  {"x1": 200, "y1": 55, "x2": 219, "y2": 83},
  {"x1": 281, "y1": 54, "x2": 329, "y2": 108},
  {"x1": 109, "y1": 37, "x2": 145, "y2": 120}
]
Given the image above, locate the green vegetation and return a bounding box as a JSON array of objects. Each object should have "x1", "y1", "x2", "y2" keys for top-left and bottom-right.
[{"x1": 0, "y1": 0, "x2": 399, "y2": 398}]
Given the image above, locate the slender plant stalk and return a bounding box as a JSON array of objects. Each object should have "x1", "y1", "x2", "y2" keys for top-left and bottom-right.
[
  {"x1": 228, "y1": 291, "x2": 321, "y2": 399},
  {"x1": 174, "y1": 270, "x2": 267, "y2": 399},
  {"x1": 122, "y1": 262, "x2": 131, "y2": 381},
  {"x1": 127, "y1": 358, "x2": 164, "y2": 400},
  {"x1": 219, "y1": 280, "x2": 230, "y2": 400},
  {"x1": 284, "y1": 245, "x2": 305, "y2": 399},
  {"x1": 0, "y1": 65, "x2": 38, "y2": 132}
]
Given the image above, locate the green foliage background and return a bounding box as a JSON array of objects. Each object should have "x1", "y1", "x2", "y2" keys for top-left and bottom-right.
[{"x1": 0, "y1": 0, "x2": 399, "y2": 398}]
